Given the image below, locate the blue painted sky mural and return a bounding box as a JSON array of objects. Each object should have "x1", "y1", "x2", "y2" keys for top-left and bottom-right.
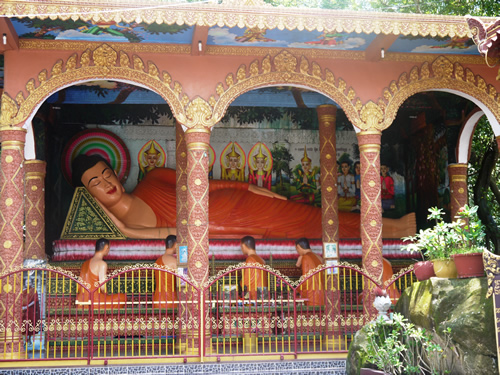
[
  {"x1": 388, "y1": 35, "x2": 479, "y2": 55},
  {"x1": 10, "y1": 18, "x2": 193, "y2": 43},
  {"x1": 207, "y1": 26, "x2": 376, "y2": 50}
]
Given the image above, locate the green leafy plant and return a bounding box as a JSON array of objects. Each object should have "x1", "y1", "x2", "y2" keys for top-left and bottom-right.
[
  {"x1": 364, "y1": 313, "x2": 455, "y2": 375},
  {"x1": 401, "y1": 205, "x2": 486, "y2": 260},
  {"x1": 452, "y1": 205, "x2": 486, "y2": 254}
]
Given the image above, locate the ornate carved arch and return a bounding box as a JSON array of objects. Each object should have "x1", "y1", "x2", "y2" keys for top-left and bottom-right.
[
  {"x1": 208, "y1": 50, "x2": 363, "y2": 128},
  {"x1": 0, "y1": 44, "x2": 186, "y2": 127},
  {"x1": 380, "y1": 55, "x2": 500, "y2": 130}
]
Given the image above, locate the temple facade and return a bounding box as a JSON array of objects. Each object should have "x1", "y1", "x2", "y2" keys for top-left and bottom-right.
[{"x1": 0, "y1": 0, "x2": 499, "y2": 367}]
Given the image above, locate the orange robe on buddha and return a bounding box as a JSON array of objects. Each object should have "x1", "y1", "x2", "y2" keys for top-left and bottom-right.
[
  {"x1": 299, "y1": 252, "x2": 325, "y2": 306},
  {"x1": 243, "y1": 254, "x2": 268, "y2": 300},
  {"x1": 132, "y1": 168, "x2": 361, "y2": 239},
  {"x1": 76, "y1": 259, "x2": 127, "y2": 309},
  {"x1": 153, "y1": 257, "x2": 178, "y2": 309}
]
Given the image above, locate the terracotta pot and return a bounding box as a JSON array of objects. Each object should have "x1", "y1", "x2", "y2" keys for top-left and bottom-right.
[
  {"x1": 432, "y1": 259, "x2": 457, "y2": 278},
  {"x1": 451, "y1": 252, "x2": 485, "y2": 278},
  {"x1": 413, "y1": 260, "x2": 436, "y2": 281}
]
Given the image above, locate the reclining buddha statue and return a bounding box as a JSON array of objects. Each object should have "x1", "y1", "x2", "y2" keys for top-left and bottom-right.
[{"x1": 72, "y1": 154, "x2": 416, "y2": 240}]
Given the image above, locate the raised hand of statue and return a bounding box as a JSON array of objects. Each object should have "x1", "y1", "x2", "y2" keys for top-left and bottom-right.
[{"x1": 248, "y1": 184, "x2": 287, "y2": 200}]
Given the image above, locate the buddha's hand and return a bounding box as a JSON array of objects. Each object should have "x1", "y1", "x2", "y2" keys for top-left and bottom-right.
[{"x1": 248, "y1": 184, "x2": 287, "y2": 200}]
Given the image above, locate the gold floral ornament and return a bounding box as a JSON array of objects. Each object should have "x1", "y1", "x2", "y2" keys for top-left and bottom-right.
[
  {"x1": 381, "y1": 56, "x2": 500, "y2": 130},
  {"x1": 5, "y1": 43, "x2": 187, "y2": 129},
  {"x1": 210, "y1": 50, "x2": 362, "y2": 126}
]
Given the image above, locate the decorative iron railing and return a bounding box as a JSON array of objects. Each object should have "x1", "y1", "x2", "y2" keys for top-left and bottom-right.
[{"x1": 0, "y1": 263, "x2": 415, "y2": 363}]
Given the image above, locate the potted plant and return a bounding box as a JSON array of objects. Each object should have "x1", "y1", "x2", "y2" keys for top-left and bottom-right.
[
  {"x1": 449, "y1": 205, "x2": 486, "y2": 278},
  {"x1": 402, "y1": 207, "x2": 460, "y2": 279},
  {"x1": 361, "y1": 313, "x2": 454, "y2": 375}
]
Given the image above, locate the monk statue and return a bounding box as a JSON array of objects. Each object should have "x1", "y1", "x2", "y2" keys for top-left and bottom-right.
[
  {"x1": 71, "y1": 154, "x2": 416, "y2": 239},
  {"x1": 295, "y1": 237, "x2": 324, "y2": 307},
  {"x1": 76, "y1": 238, "x2": 127, "y2": 309},
  {"x1": 153, "y1": 234, "x2": 178, "y2": 308},
  {"x1": 240, "y1": 235, "x2": 268, "y2": 300}
]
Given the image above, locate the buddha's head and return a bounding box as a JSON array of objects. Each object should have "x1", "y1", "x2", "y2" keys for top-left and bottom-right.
[{"x1": 72, "y1": 154, "x2": 125, "y2": 208}]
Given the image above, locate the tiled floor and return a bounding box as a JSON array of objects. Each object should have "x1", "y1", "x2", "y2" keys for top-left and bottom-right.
[{"x1": 0, "y1": 360, "x2": 346, "y2": 375}]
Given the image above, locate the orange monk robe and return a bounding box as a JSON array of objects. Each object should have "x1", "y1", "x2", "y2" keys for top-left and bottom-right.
[
  {"x1": 383, "y1": 258, "x2": 401, "y2": 305},
  {"x1": 76, "y1": 259, "x2": 127, "y2": 309},
  {"x1": 153, "y1": 257, "x2": 178, "y2": 309},
  {"x1": 243, "y1": 254, "x2": 268, "y2": 300},
  {"x1": 299, "y1": 252, "x2": 325, "y2": 307},
  {"x1": 132, "y1": 168, "x2": 360, "y2": 239}
]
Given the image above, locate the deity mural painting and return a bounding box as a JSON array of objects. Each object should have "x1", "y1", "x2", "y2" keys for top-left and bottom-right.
[
  {"x1": 137, "y1": 140, "x2": 166, "y2": 182},
  {"x1": 338, "y1": 160, "x2": 356, "y2": 212},
  {"x1": 208, "y1": 144, "x2": 216, "y2": 180},
  {"x1": 221, "y1": 142, "x2": 246, "y2": 182},
  {"x1": 381, "y1": 163, "x2": 396, "y2": 212},
  {"x1": 291, "y1": 146, "x2": 321, "y2": 206},
  {"x1": 70, "y1": 154, "x2": 416, "y2": 240},
  {"x1": 247, "y1": 142, "x2": 273, "y2": 190}
]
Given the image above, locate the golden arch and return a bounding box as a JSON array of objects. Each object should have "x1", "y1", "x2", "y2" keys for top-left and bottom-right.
[
  {"x1": 380, "y1": 56, "x2": 500, "y2": 130},
  {"x1": 0, "y1": 44, "x2": 187, "y2": 127},
  {"x1": 208, "y1": 50, "x2": 364, "y2": 129}
]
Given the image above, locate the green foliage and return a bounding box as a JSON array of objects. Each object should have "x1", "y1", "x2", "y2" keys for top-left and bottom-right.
[
  {"x1": 271, "y1": 144, "x2": 294, "y2": 190},
  {"x1": 402, "y1": 205, "x2": 486, "y2": 260},
  {"x1": 365, "y1": 0, "x2": 497, "y2": 16},
  {"x1": 364, "y1": 313, "x2": 455, "y2": 374}
]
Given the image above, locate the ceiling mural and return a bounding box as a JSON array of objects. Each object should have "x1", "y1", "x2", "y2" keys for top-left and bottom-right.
[
  {"x1": 10, "y1": 18, "x2": 193, "y2": 43},
  {"x1": 388, "y1": 35, "x2": 479, "y2": 54},
  {"x1": 207, "y1": 26, "x2": 376, "y2": 50},
  {"x1": 8, "y1": 17, "x2": 479, "y2": 55}
]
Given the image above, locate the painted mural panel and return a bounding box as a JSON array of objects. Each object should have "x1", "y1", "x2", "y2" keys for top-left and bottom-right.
[
  {"x1": 207, "y1": 26, "x2": 376, "y2": 50},
  {"x1": 10, "y1": 18, "x2": 193, "y2": 43},
  {"x1": 388, "y1": 35, "x2": 479, "y2": 55}
]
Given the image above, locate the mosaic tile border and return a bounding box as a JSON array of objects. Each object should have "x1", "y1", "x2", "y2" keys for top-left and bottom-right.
[{"x1": 0, "y1": 359, "x2": 346, "y2": 375}]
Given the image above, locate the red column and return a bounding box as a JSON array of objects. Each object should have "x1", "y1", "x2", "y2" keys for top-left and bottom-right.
[
  {"x1": 496, "y1": 136, "x2": 500, "y2": 154},
  {"x1": 448, "y1": 163, "x2": 468, "y2": 221},
  {"x1": 317, "y1": 105, "x2": 341, "y2": 349},
  {"x1": 24, "y1": 160, "x2": 47, "y2": 260},
  {"x1": 357, "y1": 130, "x2": 383, "y2": 318},
  {"x1": 317, "y1": 105, "x2": 339, "y2": 244},
  {"x1": 184, "y1": 129, "x2": 211, "y2": 286},
  {"x1": 0, "y1": 126, "x2": 26, "y2": 359},
  {"x1": 176, "y1": 122, "x2": 188, "y2": 248}
]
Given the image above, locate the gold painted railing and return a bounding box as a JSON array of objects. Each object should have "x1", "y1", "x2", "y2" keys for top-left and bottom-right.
[{"x1": 0, "y1": 263, "x2": 415, "y2": 363}]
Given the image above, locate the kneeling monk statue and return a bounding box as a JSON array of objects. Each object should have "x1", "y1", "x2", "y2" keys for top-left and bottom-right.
[
  {"x1": 77, "y1": 238, "x2": 127, "y2": 308},
  {"x1": 72, "y1": 154, "x2": 416, "y2": 239}
]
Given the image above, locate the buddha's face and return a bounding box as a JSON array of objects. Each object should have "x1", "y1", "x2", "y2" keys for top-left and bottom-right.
[
  {"x1": 228, "y1": 156, "x2": 240, "y2": 169},
  {"x1": 255, "y1": 157, "x2": 265, "y2": 171},
  {"x1": 146, "y1": 153, "x2": 159, "y2": 168},
  {"x1": 81, "y1": 161, "x2": 124, "y2": 207},
  {"x1": 301, "y1": 160, "x2": 311, "y2": 173}
]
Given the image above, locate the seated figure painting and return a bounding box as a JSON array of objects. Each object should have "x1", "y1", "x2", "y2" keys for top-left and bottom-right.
[{"x1": 71, "y1": 154, "x2": 416, "y2": 240}]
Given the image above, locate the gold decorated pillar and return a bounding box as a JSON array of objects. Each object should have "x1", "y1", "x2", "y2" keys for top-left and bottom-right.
[
  {"x1": 317, "y1": 105, "x2": 339, "y2": 244},
  {"x1": 0, "y1": 126, "x2": 27, "y2": 359},
  {"x1": 24, "y1": 160, "x2": 47, "y2": 260},
  {"x1": 176, "y1": 122, "x2": 188, "y2": 249},
  {"x1": 184, "y1": 128, "x2": 211, "y2": 285},
  {"x1": 317, "y1": 105, "x2": 342, "y2": 349},
  {"x1": 357, "y1": 129, "x2": 383, "y2": 318},
  {"x1": 448, "y1": 163, "x2": 468, "y2": 220}
]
